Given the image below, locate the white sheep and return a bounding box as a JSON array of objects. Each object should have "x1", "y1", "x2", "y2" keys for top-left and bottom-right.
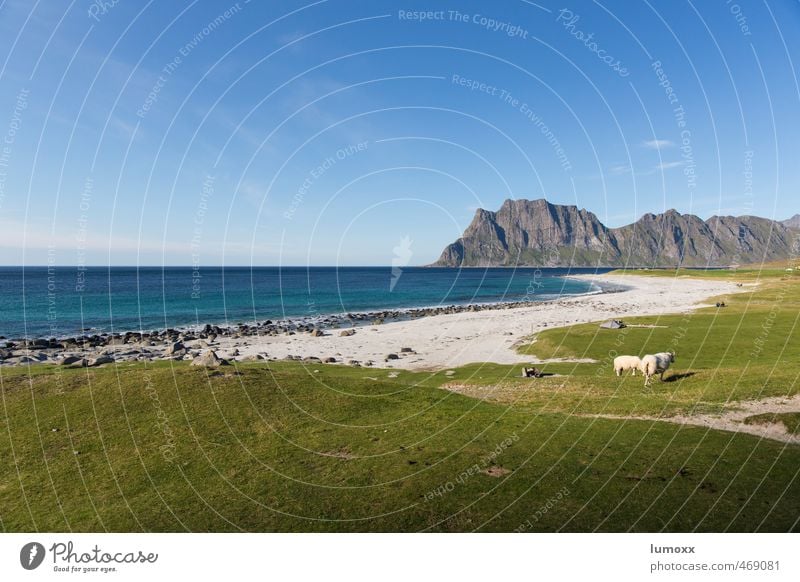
[
  {"x1": 613, "y1": 355, "x2": 641, "y2": 377},
  {"x1": 640, "y1": 352, "x2": 676, "y2": 386}
]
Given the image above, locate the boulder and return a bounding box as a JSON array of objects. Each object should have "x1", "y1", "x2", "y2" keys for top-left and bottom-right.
[
  {"x1": 191, "y1": 350, "x2": 223, "y2": 368},
  {"x1": 310, "y1": 329, "x2": 325, "y2": 337},
  {"x1": 165, "y1": 341, "x2": 185, "y2": 355},
  {"x1": 87, "y1": 355, "x2": 114, "y2": 367},
  {"x1": 339, "y1": 329, "x2": 356, "y2": 337},
  {"x1": 385, "y1": 353, "x2": 399, "y2": 360},
  {"x1": 60, "y1": 355, "x2": 83, "y2": 366},
  {"x1": 522, "y1": 366, "x2": 542, "y2": 378}
]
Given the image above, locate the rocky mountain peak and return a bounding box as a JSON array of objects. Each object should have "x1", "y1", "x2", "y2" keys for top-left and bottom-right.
[{"x1": 433, "y1": 198, "x2": 798, "y2": 267}]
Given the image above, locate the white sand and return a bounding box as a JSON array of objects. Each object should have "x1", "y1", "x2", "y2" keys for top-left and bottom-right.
[{"x1": 218, "y1": 273, "x2": 749, "y2": 371}]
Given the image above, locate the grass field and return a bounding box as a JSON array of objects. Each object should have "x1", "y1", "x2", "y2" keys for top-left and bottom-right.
[{"x1": 1, "y1": 266, "x2": 798, "y2": 532}]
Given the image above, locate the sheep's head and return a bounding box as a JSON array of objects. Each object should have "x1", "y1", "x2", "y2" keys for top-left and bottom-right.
[{"x1": 668, "y1": 351, "x2": 676, "y2": 362}]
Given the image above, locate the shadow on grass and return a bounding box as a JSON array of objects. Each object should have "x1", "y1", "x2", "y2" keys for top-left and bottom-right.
[
  {"x1": 521, "y1": 372, "x2": 558, "y2": 379},
  {"x1": 664, "y1": 372, "x2": 697, "y2": 383}
]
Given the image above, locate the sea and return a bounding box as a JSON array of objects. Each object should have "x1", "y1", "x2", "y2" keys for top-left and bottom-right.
[{"x1": 0, "y1": 266, "x2": 612, "y2": 339}]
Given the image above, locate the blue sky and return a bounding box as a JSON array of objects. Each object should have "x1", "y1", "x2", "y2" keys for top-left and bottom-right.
[{"x1": 0, "y1": 0, "x2": 798, "y2": 265}]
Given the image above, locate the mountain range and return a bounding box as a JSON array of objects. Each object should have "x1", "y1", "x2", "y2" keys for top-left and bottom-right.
[{"x1": 433, "y1": 199, "x2": 799, "y2": 267}]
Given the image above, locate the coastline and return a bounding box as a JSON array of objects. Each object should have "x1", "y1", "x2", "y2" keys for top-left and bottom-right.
[
  {"x1": 0, "y1": 273, "x2": 751, "y2": 370},
  {"x1": 220, "y1": 273, "x2": 747, "y2": 370},
  {"x1": 0, "y1": 266, "x2": 605, "y2": 340}
]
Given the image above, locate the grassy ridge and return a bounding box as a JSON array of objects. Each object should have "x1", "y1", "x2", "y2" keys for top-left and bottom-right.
[{"x1": 1, "y1": 268, "x2": 799, "y2": 532}]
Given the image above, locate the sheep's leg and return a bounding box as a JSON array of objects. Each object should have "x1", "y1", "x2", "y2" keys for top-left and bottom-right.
[
  {"x1": 659, "y1": 371, "x2": 665, "y2": 382},
  {"x1": 615, "y1": 368, "x2": 621, "y2": 377},
  {"x1": 632, "y1": 368, "x2": 636, "y2": 376}
]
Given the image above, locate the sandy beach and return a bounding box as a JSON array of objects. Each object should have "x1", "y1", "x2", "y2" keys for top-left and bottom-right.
[{"x1": 214, "y1": 273, "x2": 750, "y2": 370}]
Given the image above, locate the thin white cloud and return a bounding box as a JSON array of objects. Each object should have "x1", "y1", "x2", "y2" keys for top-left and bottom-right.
[
  {"x1": 0, "y1": 219, "x2": 282, "y2": 259},
  {"x1": 642, "y1": 139, "x2": 674, "y2": 149},
  {"x1": 609, "y1": 164, "x2": 632, "y2": 175},
  {"x1": 656, "y1": 161, "x2": 686, "y2": 170},
  {"x1": 605, "y1": 159, "x2": 685, "y2": 177}
]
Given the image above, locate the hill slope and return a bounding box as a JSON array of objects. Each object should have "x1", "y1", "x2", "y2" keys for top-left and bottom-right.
[{"x1": 434, "y1": 199, "x2": 799, "y2": 267}]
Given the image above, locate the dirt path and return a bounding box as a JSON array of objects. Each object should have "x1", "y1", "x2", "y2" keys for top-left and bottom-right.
[
  {"x1": 581, "y1": 395, "x2": 800, "y2": 445},
  {"x1": 440, "y1": 381, "x2": 800, "y2": 445}
]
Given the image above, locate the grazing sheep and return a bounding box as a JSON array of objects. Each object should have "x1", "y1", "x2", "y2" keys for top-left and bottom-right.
[
  {"x1": 640, "y1": 352, "x2": 676, "y2": 386},
  {"x1": 613, "y1": 355, "x2": 641, "y2": 377}
]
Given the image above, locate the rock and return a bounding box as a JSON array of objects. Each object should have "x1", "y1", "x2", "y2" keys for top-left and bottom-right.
[
  {"x1": 522, "y1": 366, "x2": 542, "y2": 378},
  {"x1": 165, "y1": 341, "x2": 185, "y2": 355},
  {"x1": 60, "y1": 355, "x2": 83, "y2": 366},
  {"x1": 310, "y1": 329, "x2": 325, "y2": 337},
  {"x1": 87, "y1": 355, "x2": 114, "y2": 367},
  {"x1": 434, "y1": 199, "x2": 799, "y2": 267},
  {"x1": 191, "y1": 350, "x2": 223, "y2": 368},
  {"x1": 385, "y1": 353, "x2": 399, "y2": 360},
  {"x1": 400, "y1": 347, "x2": 414, "y2": 353},
  {"x1": 323, "y1": 357, "x2": 336, "y2": 363},
  {"x1": 339, "y1": 329, "x2": 356, "y2": 337}
]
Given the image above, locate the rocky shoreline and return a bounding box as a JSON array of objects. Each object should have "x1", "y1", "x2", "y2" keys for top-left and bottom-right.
[{"x1": 0, "y1": 290, "x2": 618, "y2": 368}]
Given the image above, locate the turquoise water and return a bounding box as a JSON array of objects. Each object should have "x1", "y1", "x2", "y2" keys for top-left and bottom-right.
[{"x1": 0, "y1": 267, "x2": 609, "y2": 339}]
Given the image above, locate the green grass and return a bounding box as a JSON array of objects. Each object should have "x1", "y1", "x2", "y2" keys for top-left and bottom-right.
[
  {"x1": 504, "y1": 274, "x2": 800, "y2": 416},
  {"x1": 1, "y1": 268, "x2": 799, "y2": 532},
  {"x1": 608, "y1": 260, "x2": 800, "y2": 281}
]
